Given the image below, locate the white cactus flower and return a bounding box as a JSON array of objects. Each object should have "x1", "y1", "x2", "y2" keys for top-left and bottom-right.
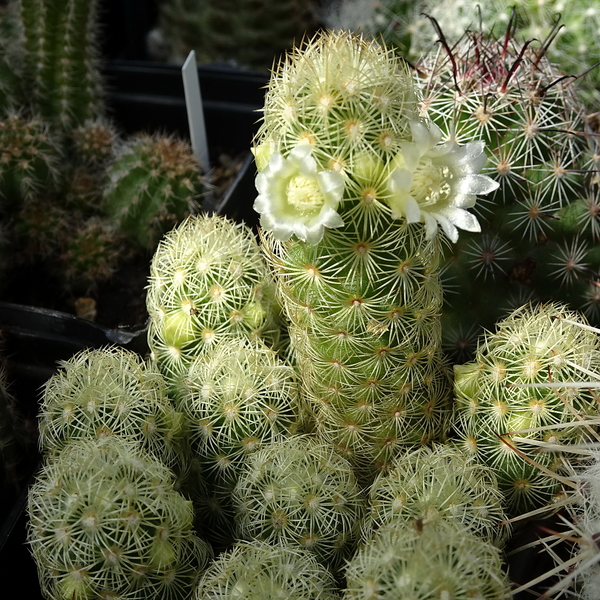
[
  {"x1": 387, "y1": 120, "x2": 499, "y2": 243},
  {"x1": 254, "y1": 143, "x2": 345, "y2": 244}
]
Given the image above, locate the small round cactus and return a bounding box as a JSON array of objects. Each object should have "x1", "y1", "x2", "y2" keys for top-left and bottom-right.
[
  {"x1": 232, "y1": 435, "x2": 367, "y2": 569},
  {"x1": 38, "y1": 346, "x2": 184, "y2": 469},
  {"x1": 0, "y1": 111, "x2": 63, "y2": 207},
  {"x1": 195, "y1": 540, "x2": 341, "y2": 600},
  {"x1": 146, "y1": 213, "x2": 282, "y2": 392},
  {"x1": 453, "y1": 302, "x2": 600, "y2": 515},
  {"x1": 364, "y1": 443, "x2": 509, "y2": 546},
  {"x1": 103, "y1": 132, "x2": 204, "y2": 248},
  {"x1": 344, "y1": 519, "x2": 512, "y2": 600},
  {"x1": 27, "y1": 437, "x2": 211, "y2": 600}
]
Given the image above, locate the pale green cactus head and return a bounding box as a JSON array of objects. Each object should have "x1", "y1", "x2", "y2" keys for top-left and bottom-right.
[{"x1": 252, "y1": 30, "x2": 498, "y2": 245}]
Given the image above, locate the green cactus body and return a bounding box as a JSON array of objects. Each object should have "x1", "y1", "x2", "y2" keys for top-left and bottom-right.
[
  {"x1": 103, "y1": 133, "x2": 204, "y2": 249},
  {"x1": 410, "y1": 27, "x2": 599, "y2": 361},
  {"x1": 453, "y1": 303, "x2": 600, "y2": 515},
  {"x1": 364, "y1": 443, "x2": 509, "y2": 546},
  {"x1": 344, "y1": 519, "x2": 512, "y2": 600},
  {"x1": 38, "y1": 346, "x2": 184, "y2": 469},
  {"x1": 27, "y1": 437, "x2": 211, "y2": 600},
  {"x1": 177, "y1": 336, "x2": 300, "y2": 549},
  {"x1": 232, "y1": 435, "x2": 367, "y2": 569},
  {"x1": 16, "y1": 0, "x2": 104, "y2": 128},
  {"x1": 0, "y1": 5, "x2": 25, "y2": 113},
  {"x1": 146, "y1": 214, "x2": 282, "y2": 393},
  {"x1": 195, "y1": 540, "x2": 341, "y2": 600},
  {"x1": 0, "y1": 112, "x2": 63, "y2": 207},
  {"x1": 253, "y1": 31, "x2": 499, "y2": 475},
  {"x1": 154, "y1": 0, "x2": 318, "y2": 70}
]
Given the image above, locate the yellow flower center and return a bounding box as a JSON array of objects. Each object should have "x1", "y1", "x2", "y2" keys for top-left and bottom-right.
[
  {"x1": 286, "y1": 175, "x2": 324, "y2": 215},
  {"x1": 412, "y1": 159, "x2": 453, "y2": 206}
]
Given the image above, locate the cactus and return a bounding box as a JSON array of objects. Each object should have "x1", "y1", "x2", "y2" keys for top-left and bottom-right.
[
  {"x1": 232, "y1": 435, "x2": 367, "y2": 569},
  {"x1": 177, "y1": 336, "x2": 301, "y2": 549},
  {"x1": 38, "y1": 346, "x2": 184, "y2": 469},
  {"x1": 405, "y1": 22, "x2": 599, "y2": 362},
  {"x1": 0, "y1": 111, "x2": 63, "y2": 208},
  {"x1": 146, "y1": 213, "x2": 282, "y2": 393},
  {"x1": 452, "y1": 302, "x2": 600, "y2": 516},
  {"x1": 102, "y1": 132, "x2": 205, "y2": 249},
  {"x1": 27, "y1": 437, "x2": 211, "y2": 600},
  {"x1": 253, "y1": 30, "x2": 498, "y2": 476},
  {"x1": 364, "y1": 443, "x2": 509, "y2": 546},
  {"x1": 15, "y1": 0, "x2": 104, "y2": 129},
  {"x1": 344, "y1": 519, "x2": 512, "y2": 600},
  {"x1": 195, "y1": 540, "x2": 341, "y2": 600},
  {"x1": 153, "y1": 0, "x2": 318, "y2": 70},
  {"x1": 0, "y1": 4, "x2": 25, "y2": 113}
]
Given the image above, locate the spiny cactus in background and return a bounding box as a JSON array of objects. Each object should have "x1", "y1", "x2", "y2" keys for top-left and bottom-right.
[
  {"x1": 364, "y1": 443, "x2": 509, "y2": 546},
  {"x1": 56, "y1": 216, "x2": 123, "y2": 294},
  {"x1": 232, "y1": 435, "x2": 367, "y2": 570},
  {"x1": 146, "y1": 214, "x2": 282, "y2": 393},
  {"x1": 408, "y1": 22, "x2": 599, "y2": 362},
  {"x1": 344, "y1": 519, "x2": 512, "y2": 600},
  {"x1": 15, "y1": 0, "x2": 104, "y2": 129},
  {"x1": 38, "y1": 346, "x2": 184, "y2": 469},
  {"x1": 195, "y1": 540, "x2": 341, "y2": 600},
  {"x1": 152, "y1": 0, "x2": 318, "y2": 70},
  {"x1": 0, "y1": 112, "x2": 63, "y2": 208},
  {"x1": 253, "y1": 30, "x2": 498, "y2": 477},
  {"x1": 103, "y1": 132, "x2": 205, "y2": 249},
  {"x1": 178, "y1": 336, "x2": 300, "y2": 548},
  {"x1": 0, "y1": 5, "x2": 25, "y2": 113},
  {"x1": 27, "y1": 438, "x2": 211, "y2": 600},
  {"x1": 453, "y1": 302, "x2": 600, "y2": 516}
]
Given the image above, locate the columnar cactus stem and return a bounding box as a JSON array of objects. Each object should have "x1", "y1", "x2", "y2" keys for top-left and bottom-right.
[
  {"x1": 253, "y1": 30, "x2": 498, "y2": 477},
  {"x1": 16, "y1": 0, "x2": 104, "y2": 129}
]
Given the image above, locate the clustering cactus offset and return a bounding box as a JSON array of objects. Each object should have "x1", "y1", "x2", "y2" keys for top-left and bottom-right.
[
  {"x1": 0, "y1": 111, "x2": 63, "y2": 207},
  {"x1": 409, "y1": 23, "x2": 598, "y2": 361},
  {"x1": 195, "y1": 540, "x2": 341, "y2": 600},
  {"x1": 146, "y1": 213, "x2": 282, "y2": 392},
  {"x1": 153, "y1": 0, "x2": 318, "y2": 70},
  {"x1": 38, "y1": 346, "x2": 184, "y2": 469},
  {"x1": 453, "y1": 302, "x2": 600, "y2": 516},
  {"x1": 364, "y1": 443, "x2": 509, "y2": 546},
  {"x1": 15, "y1": 0, "x2": 104, "y2": 129},
  {"x1": 344, "y1": 519, "x2": 512, "y2": 600},
  {"x1": 103, "y1": 132, "x2": 205, "y2": 249},
  {"x1": 253, "y1": 30, "x2": 498, "y2": 475},
  {"x1": 27, "y1": 437, "x2": 211, "y2": 600},
  {"x1": 232, "y1": 435, "x2": 367, "y2": 569}
]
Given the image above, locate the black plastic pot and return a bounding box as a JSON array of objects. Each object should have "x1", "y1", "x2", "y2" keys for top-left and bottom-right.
[{"x1": 102, "y1": 59, "x2": 269, "y2": 156}]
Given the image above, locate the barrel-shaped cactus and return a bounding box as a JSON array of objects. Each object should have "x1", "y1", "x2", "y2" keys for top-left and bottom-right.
[
  {"x1": 103, "y1": 133, "x2": 204, "y2": 248},
  {"x1": 253, "y1": 30, "x2": 498, "y2": 476},
  {"x1": 453, "y1": 302, "x2": 600, "y2": 515},
  {"x1": 38, "y1": 346, "x2": 184, "y2": 469},
  {"x1": 146, "y1": 213, "x2": 282, "y2": 393},
  {"x1": 27, "y1": 437, "x2": 211, "y2": 600}
]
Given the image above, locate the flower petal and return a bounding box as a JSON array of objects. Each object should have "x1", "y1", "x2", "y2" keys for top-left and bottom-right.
[{"x1": 455, "y1": 173, "x2": 500, "y2": 196}]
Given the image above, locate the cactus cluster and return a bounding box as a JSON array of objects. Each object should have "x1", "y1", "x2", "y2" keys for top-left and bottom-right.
[
  {"x1": 27, "y1": 438, "x2": 211, "y2": 600},
  {"x1": 453, "y1": 302, "x2": 600, "y2": 515}
]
